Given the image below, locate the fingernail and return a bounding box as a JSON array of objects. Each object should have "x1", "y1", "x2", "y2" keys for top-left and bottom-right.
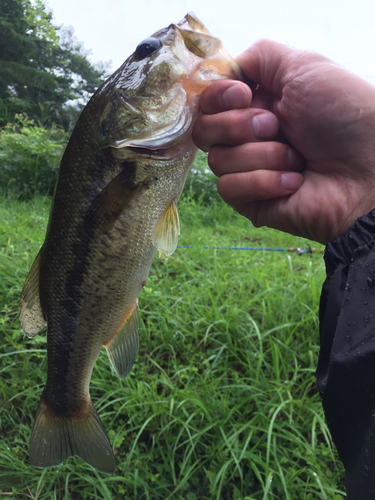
[
  {"x1": 281, "y1": 172, "x2": 304, "y2": 191},
  {"x1": 222, "y1": 84, "x2": 250, "y2": 110},
  {"x1": 252, "y1": 113, "x2": 279, "y2": 139}
]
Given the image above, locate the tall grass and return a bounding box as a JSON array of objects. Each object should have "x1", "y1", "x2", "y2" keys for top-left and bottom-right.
[{"x1": 0, "y1": 190, "x2": 345, "y2": 499}]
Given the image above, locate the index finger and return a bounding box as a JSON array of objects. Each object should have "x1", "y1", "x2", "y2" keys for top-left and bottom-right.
[{"x1": 199, "y1": 80, "x2": 252, "y2": 115}]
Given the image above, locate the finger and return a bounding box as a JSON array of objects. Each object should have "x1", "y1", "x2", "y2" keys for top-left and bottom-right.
[
  {"x1": 192, "y1": 109, "x2": 279, "y2": 151},
  {"x1": 208, "y1": 143, "x2": 305, "y2": 177},
  {"x1": 199, "y1": 80, "x2": 252, "y2": 114},
  {"x1": 217, "y1": 170, "x2": 304, "y2": 207}
]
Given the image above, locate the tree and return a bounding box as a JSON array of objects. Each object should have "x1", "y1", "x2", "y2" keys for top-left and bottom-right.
[{"x1": 0, "y1": 0, "x2": 108, "y2": 130}]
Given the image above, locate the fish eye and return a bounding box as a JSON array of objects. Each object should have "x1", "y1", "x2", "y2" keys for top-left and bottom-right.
[{"x1": 134, "y1": 37, "x2": 162, "y2": 61}]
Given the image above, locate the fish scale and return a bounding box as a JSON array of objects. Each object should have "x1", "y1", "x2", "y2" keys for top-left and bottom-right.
[{"x1": 19, "y1": 12, "x2": 249, "y2": 473}]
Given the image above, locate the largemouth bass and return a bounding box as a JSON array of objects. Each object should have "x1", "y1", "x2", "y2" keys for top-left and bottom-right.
[{"x1": 19, "y1": 13, "x2": 247, "y2": 473}]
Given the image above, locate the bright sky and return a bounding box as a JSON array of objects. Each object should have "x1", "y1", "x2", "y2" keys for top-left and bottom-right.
[{"x1": 45, "y1": 0, "x2": 375, "y2": 85}]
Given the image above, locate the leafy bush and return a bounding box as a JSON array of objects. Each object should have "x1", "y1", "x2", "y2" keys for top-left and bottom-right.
[
  {"x1": 183, "y1": 151, "x2": 221, "y2": 205},
  {"x1": 0, "y1": 126, "x2": 217, "y2": 202},
  {"x1": 0, "y1": 114, "x2": 67, "y2": 198}
]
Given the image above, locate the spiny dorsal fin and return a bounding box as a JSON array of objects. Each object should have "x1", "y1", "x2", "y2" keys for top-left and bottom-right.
[
  {"x1": 19, "y1": 248, "x2": 46, "y2": 338},
  {"x1": 152, "y1": 199, "x2": 180, "y2": 257},
  {"x1": 105, "y1": 301, "x2": 139, "y2": 380}
]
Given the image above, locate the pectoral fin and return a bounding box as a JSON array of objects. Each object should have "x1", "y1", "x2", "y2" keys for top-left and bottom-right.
[
  {"x1": 19, "y1": 248, "x2": 46, "y2": 338},
  {"x1": 105, "y1": 301, "x2": 139, "y2": 380},
  {"x1": 86, "y1": 167, "x2": 147, "y2": 234},
  {"x1": 152, "y1": 199, "x2": 180, "y2": 257}
]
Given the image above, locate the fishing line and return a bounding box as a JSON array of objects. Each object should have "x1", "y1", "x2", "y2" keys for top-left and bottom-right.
[{"x1": 177, "y1": 245, "x2": 323, "y2": 255}]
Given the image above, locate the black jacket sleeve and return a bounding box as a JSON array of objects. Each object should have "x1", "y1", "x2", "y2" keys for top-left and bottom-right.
[{"x1": 317, "y1": 209, "x2": 375, "y2": 499}]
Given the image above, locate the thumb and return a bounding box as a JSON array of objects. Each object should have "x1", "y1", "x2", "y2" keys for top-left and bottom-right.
[{"x1": 236, "y1": 39, "x2": 329, "y2": 97}]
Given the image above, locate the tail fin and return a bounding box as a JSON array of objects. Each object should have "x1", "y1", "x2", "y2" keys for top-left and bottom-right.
[{"x1": 29, "y1": 394, "x2": 115, "y2": 473}]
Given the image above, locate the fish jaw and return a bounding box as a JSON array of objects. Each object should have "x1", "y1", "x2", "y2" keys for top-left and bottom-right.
[
  {"x1": 98, "y1": 13, "x2": 244, "y2": 152},
  {"x1": 108, "y1": 89, "x2": 194, "y2": 150}
]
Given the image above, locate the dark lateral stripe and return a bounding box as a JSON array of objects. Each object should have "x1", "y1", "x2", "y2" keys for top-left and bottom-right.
[{"x1": 45, "y1": 160, "x2": 139, "y2": 410}]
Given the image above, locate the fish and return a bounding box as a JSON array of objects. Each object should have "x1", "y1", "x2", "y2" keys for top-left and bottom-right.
[{"x1": 19, "y1": 13, "x2": 248, "y2": 473}]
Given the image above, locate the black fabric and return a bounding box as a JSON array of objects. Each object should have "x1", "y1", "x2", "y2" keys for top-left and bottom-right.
[{"x1": 317, "y1": 209, "x2": 375, "y2": 499}]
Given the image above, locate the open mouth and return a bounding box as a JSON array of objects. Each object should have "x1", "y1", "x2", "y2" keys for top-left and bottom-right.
[{"x1": 126, "y1": 146, "x2": 170, "y2": 156}]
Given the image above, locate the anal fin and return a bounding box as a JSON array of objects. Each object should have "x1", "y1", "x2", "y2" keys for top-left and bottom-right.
[
  {"x1": 105, "y1": 301, "x2": 139, "y2": 380},
  {"x1": 19, "y1": 248, "x2": 46, "y2": 338},
  {"x1": 152, "y1": 199, "x2": 180, "y2": 257}
]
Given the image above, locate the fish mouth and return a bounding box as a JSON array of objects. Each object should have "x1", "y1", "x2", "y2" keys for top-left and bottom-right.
[
  {"x1": 125, "y1": 132, "x2": 193, "y2": 159},
  {"x1": 126, "y1": 146, "x2": 171, "y2": 157}
]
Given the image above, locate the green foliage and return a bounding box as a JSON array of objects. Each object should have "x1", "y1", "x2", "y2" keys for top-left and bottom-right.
[
  {"x1": 0, "y1": 114, "x2": 67, "y2": 198},
  {"x1": 182, "y1": 151, "x2": 221, "y2": 205},
  {"x1": 0, "y1": 194, "x2": 345, "y2": 499},
  {"x1": 0, "y1": 0, "x2": 107, "y2": 130}
]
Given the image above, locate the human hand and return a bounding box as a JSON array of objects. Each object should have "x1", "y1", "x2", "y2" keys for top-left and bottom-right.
[{"x1": 192, "y1": 40, "x2": 375, "y2": 244}]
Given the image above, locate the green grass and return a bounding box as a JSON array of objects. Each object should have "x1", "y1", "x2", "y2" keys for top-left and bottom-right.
[{"x1": 0, "y1": 192, "x2": 345, "y2": 499}]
